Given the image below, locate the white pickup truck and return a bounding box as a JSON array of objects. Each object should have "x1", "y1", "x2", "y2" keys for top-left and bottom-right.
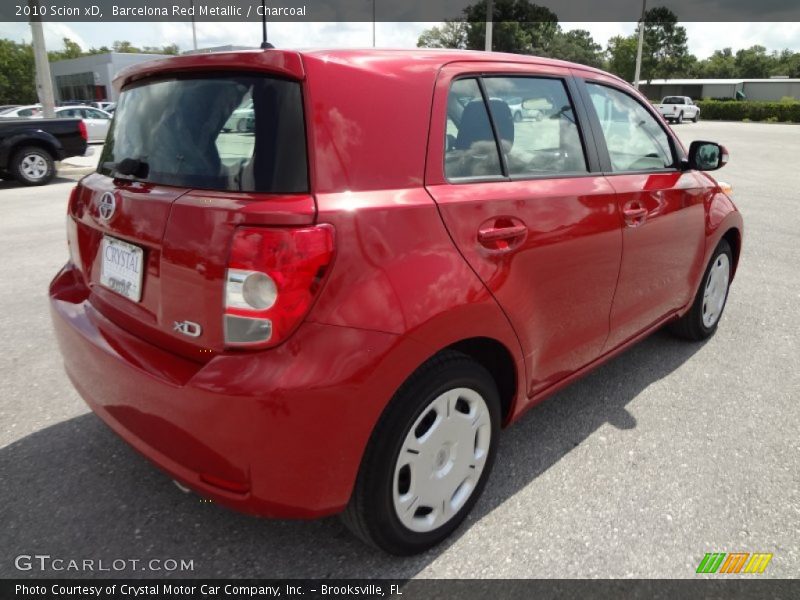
[{"x1": 655, "y1": 96, "x2": 700, "y2": 124}]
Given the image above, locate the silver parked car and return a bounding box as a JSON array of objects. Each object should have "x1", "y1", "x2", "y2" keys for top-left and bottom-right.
[{"x1": 52, "y1": 106, "x2": 112, "y2": 142}]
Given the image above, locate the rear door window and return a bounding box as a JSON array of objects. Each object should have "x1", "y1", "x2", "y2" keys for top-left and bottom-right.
[
  {"x1": 482, "y1": 76, "x2": 588, "y2": 176},
  {"x1": 99, "y1": 74, "x2": 308, "y2": 193},
  {"x1": 444, "y1": 78, "x2": 504, "y2": 180}
]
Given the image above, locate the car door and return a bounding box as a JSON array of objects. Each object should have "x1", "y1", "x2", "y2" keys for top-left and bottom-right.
[
  {"x1": 575, "y1": 75, "x2": 707, "y2": 349},
  {"x1": 81, "y1": 108, "x2": 111, "y2": 142},
  {"x1": 425, "y1": 63, "x2": 623, "y2": 398}
]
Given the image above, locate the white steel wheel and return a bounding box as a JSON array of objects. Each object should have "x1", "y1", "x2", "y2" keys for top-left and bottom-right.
[
  {"x1": 393, "y1": 387, "x2": 491, "y2": 533},
  {"x1": 702, "y1": 253, "x2": 730, "y2": 328},
  {"x1": 341, "y1": 351, "x2": 501, "y2": 555}
]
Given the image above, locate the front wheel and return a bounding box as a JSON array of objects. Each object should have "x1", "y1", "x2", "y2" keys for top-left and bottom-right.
[
  {"x1": 669, "y1": 239, "x2": 733, "y2": 341},
  {"x1": 341, "y1": 351, "x2": 501, "y2": 555},
  {"x1": 693, "y1": 112, "x2": 700, "y2": 122}
]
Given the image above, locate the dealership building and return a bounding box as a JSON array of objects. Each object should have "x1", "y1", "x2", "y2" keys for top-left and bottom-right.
[
  {"x1": 640, "y1": 78, "x2": 800, "y2": 101},
  {"x1": 49, "y1": 52, "x2": 167, "y2": 103},
  {"x1": 49, "y1": 46, "x2": 252, "y2": 104}
]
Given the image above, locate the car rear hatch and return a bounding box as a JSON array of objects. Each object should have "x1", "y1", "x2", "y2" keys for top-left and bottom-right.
[{"x1": 67, "y1": 64, "x2": 313, "y2": 362}]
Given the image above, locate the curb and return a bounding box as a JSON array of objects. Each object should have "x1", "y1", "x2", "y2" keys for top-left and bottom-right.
[{"x1": 57, "y1": 164, "x2": 96, "y2": 177}]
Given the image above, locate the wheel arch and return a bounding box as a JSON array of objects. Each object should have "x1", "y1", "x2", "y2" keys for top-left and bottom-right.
[
  {"x1": 445, "y1": 336, "x2": 517, "y2": 425},
  {"x1": 721, "y1": 226, "x2": 742, "y2": 280},
  {"x1": 9, "y1": 138, "x2": 58, "y2": 164}
]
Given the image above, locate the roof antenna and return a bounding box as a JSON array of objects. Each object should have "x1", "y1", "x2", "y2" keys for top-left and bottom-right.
[{"x1": 260, "y1": 0, "x2": 274, "y2": 49}]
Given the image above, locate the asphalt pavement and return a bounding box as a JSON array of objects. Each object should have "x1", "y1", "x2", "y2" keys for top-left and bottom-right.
[{"x1": 0, "y1": 122, "x2": 798, "y2": 579}]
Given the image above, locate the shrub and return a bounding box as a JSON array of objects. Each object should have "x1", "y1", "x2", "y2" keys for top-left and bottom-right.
[{"x1": 695, "y1": 100, "x2": 800, "y2": 123}]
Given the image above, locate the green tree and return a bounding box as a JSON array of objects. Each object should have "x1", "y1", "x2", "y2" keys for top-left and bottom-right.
[
  {"x1": 417, "y1": 21, "x2": 469, "y2": 49},
  {"x1": 543, "y1": 29, "x2": 604, "y2": 68},
  {"x1": 734, "y1": 45, "x2": 771, "y2": 78},
  {"x1": 464, "y1": 0, "x2": 558, "y2": 53},
  {"x1": 606, "y1": 34, "x2": 638, "y2": 81},
  {"x1": 695, "y1": 48, "x2": 737, "y2": 78},
  {"x1": 772, "y1": 49, "x2": 800, "y2": 78},
  {"x1": 47, "y1": 37, "x2": 84, "y2": 61},
  {"x1": 0, "y1": 39, "x2": 36, "y2": 104},
  {"x1": 641, "y1": 6, "x2": 692, "y2": 81},
  {"x1": 416, "y1": 0, "x2": 558, "y2": 54}
]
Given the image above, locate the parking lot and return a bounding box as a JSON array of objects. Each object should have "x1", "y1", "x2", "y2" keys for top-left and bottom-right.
[{"x1": 0, "y1": 121, "x2": 798, "y2": 579}]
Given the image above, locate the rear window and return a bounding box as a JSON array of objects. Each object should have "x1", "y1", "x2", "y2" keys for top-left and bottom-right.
[
  {"x1": 98, "y1": 74, "x2": 308, "y2": 193},
  {"x1": 662, "y1": 97, "x2": 685, "y2": 104}
]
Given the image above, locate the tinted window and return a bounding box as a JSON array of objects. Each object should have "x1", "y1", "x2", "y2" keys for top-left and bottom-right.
[
  {"x1": 587, "y1": 84, "x2": 674, "y2": 172},
  {"x1": 99, "y1": 74, "x2": 308, "y2": 193},
  {"x1": 483, "y1": 77, "x2": 587, "y2": 176},
  {"x1": 85, "y1": 108, "x2": 109, "y2": 119},
  {"x1": 444, "y1": 78, "x2": 503, "y2": 180},
  {"x1": 663, "y1": 97, "x2": 685, "y2": 104}
]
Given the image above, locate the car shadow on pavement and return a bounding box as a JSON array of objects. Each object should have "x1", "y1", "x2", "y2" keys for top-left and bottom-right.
[
  {"x1": 0, "y1": 330, "x2": 704, "y2": 579},
  {"x1": 0, "y1": 176, "x2": 77, "y2": 190}
]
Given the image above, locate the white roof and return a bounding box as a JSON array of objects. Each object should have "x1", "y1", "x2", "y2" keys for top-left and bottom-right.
[{"x1": 645, "y1": 78, "x2": 800, "y2": 85}]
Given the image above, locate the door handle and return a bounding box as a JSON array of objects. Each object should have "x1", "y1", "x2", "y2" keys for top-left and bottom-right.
[
  {"x1": 478, "y1": 224, "x2": 527, "y2": 242},
  {"x1": 477, "y1": 218, "x2": 528, "y2": 251},
  {"x1": 622, "y1": 202, "x2": 648, "y2": 227}
]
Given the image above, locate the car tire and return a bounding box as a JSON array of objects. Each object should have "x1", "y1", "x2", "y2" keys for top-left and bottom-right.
[
  {"x1": 693, "y1": 112, "x2": 700, "y2": 122},
  {"x1": 514, "y1": 111, "x2": 522, "y2": 123},
  {"x1": 669, "y1": 239, "x2": 733, "y2": 341},
  {"x1": 676, "y1": 111, "x2": 684, "y2": 124},
  {"x1": 236, "y1": 118, "x2": 248, "y2": 132},
  {"x1": 11, "y1": 146, "x2": 55, "y2": 186},
  {"x1": 341, "y1": 350, "x2": 501, "y2": 555}
]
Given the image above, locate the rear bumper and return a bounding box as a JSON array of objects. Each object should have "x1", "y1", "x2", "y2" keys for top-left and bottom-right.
[{"x1": 49, "y1": 264, "x2": 409, "y2": 518}]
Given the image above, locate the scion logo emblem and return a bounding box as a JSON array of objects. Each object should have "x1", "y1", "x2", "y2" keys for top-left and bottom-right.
[
  {"x1": 174, "y1": 320, "x2": 202, "y2": 338},
  {"x1": 98, "y1": 191, "x2": 116, "y2": 221}
]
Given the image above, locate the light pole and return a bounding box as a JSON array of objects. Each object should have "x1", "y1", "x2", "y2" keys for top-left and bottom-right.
[
  {"x1": 485, "y1": 0, "x2": 493, "y2": 52},
  {"x1": 633, "y1": 0, "x2": 646, "y2": 88},
  {"x1": 372, "y1": 0, "x2": 376, "y2": 47},
  {"x1": 189, "y1": 0, "x2": 198, "y2": 51},
  {"x1": 28, "y1": 0, "x2": 55, "y2": 117}
]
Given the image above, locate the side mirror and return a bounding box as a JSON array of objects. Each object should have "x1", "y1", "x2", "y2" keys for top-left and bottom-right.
[{"x1": 687, "y1": 140, "x2": 728, "y2": 171}]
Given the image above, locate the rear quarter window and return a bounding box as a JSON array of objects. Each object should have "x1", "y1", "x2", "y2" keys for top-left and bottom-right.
[{"x1": 99, "y1": 74, "x2": 308, "y2": 193}]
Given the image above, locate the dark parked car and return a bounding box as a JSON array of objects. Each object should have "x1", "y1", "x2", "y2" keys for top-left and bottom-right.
[{"x1": 0, "y1": 117, "x2": 89, "y2": 185}]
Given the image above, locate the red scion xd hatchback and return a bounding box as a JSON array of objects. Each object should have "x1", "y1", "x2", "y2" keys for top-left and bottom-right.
[{"x1": 49, "y1": 49, "x2": 743, "y2": 555}]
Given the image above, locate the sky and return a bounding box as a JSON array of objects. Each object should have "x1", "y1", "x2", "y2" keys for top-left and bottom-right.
[{"x1": 1, "y1": 21, "x2": 799, "y2": 59}]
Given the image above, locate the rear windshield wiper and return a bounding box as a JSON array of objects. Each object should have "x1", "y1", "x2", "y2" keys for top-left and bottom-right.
[{"x1": 102, "y1": 157, "x2": 149, "y2": 179}]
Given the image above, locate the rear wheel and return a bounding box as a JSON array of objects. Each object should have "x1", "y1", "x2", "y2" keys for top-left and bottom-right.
[
  {"x1": 669, "y1": 239, "x2": 732, "y2": 341},
  {"x1": 11, "y1": 146, "x2": 55, "y2": 186},
  {"x1": 341, "y1": 351, "x2": 501, "y2": 555},
  {"x1": 513, "y1": 111, "x2": 522, "y2": 123},
  {"x1": 676, "y1": 111, "x2": 684, "y2": 124}
]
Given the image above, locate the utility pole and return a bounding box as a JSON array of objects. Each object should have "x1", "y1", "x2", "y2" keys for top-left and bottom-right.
[
  {"x1": 485, "y1": 0, "x2": 493, "y2": 52},
  {"x1": 28, "y1": 0, "x2": 55, "y2": 117},
  {"x1": 633, "y1": 0, "x2": 646, "y2": 89},
  {"x1": 189, "y1": 0, "x2": 198, "y2": 51},
  {"x1": 372, "y1": 0, "x2": 376, "y2": 47}
]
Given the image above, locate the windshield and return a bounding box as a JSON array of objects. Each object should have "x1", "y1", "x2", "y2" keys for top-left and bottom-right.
[{"x1": 98, "y1": 73, "x2": 307, "y2": 193}]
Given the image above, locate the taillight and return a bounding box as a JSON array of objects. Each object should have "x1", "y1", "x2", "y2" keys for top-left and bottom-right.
[
  {"x1": 224, "y1": 225, "x2": 335, "y2": 348},
  {"x1": 66, "y1": 185, "x2": 80, "y2": 265}
]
